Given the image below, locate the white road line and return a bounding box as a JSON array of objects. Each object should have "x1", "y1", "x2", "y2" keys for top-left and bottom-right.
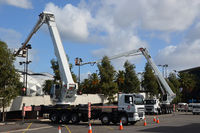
[{"x1": 1, "y1": 125, "x2": 53, "y2": 133}]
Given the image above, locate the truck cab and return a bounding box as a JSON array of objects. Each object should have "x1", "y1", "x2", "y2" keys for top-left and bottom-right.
[
  {"x1": 144, "y1": 99, "x2": 161, "y2": 114},
  {"x1": 192, "y1": 103, "x2": 200, "y2": 115},
  {"x1": 118, "y1": 94, "x2": 145, "y2": 123}
]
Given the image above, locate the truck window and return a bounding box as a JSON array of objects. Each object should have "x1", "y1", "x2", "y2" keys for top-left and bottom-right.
[
  {"x1": 134, "y1": 98, "x2": 144, "y2": 105},
  {"x1": 125, "y1": 96, "x2": 133, "y2": 104},
  {"x1": 193, "y1": 105, "x2": 200, "y2": 109},
  {"x1": 145, "y1": 100, "x2": 156, "y2": 104}
]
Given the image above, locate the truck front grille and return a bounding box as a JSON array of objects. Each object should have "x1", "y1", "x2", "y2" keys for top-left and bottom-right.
[
  {"x1": 138, "y1": 107, "x2": 145, "y2": 112},
  {"x1": 138, "y1": 112, "x2": 143, "y2": 117}
]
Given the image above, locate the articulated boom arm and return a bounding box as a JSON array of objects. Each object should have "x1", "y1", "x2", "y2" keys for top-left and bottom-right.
[
  {"x1": 138, "y1": 48, "x2": 176, "y2": 103},
  {"x1": 85, "y1": 47, "x2": 175, "y2": 103},
  {"x1": 15, "y1": 12, "x2": 77, "y2": 102}
]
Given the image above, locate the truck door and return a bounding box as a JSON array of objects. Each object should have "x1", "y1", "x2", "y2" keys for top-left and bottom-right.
[{"x1": 123, "y1": 95, "x2": 135, "y2": 112}]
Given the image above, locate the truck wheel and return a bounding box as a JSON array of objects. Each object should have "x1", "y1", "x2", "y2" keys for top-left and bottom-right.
[
  {"x1": 50, "y1": 113, "x2": 59, "y2": 123},
  {"x1": 130, "y1": 121, "x2": 137, "y2": 125},
  {"x1": 101, "y1": 114, "x2": 110, "y2": 125},
  {"x1": 61, "y1": 113, "x2": 70, "y2": 123},
  {"x1": 120, "y1": 115, "x2": 128, "y2": 125},
  {"x1": 71, "y1": 113, "x2": 79, "y2": 124}
]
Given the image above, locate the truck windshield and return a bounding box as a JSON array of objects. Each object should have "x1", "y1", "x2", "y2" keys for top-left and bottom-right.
[
  {"x1": 145, "y1": 100, "x2": 156, "y2": 104},
  {"x1": 134, "y1": 98, "x2": 144, "y2": 105},
  {"x1": 193, "y1": 105, "x2": 200, "y2": 108}
]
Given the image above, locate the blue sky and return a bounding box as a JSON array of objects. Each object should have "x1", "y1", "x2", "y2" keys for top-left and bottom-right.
[{"x1": 1, "y1": 0, "x2": 200, "y2": 80}]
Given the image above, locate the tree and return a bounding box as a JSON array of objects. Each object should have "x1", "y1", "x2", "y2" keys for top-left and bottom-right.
[
  {"x1": 80, "y1": 73, "x2": 100, "y2": 94},
  {"x1": 0, "y1": 41, "x2": 22, "y2": 122},
  {"x1": 123, "y1": 61, "x2": 140, "y2": 93},
  {"x1": 167, "y1": 73, "x2": 181, "y2": 103},
  {"x1": 142, "y1": 63, "x2": 159, "y2": 97},
  {"x1": 115, "y1": 70, "x2": 125, "y2": 92},
  {"x1": 42, "y1": 80, "x2": 54, "y2": 95},
  {"x1": 51, "y1": 59, "x2": 61, "y2": 83},
  {"x1": 80, "y1": 78, "x2": 90, "y2": 94},
  {"x1": 43, "y1": 57, "x2": 77, "y2": 94},
  {"x1": 178, "y1": 72, "x2": 196, "y2": 102},
  {"x1": 98, "y1": 56, "x2": 118, "y2": 103}
]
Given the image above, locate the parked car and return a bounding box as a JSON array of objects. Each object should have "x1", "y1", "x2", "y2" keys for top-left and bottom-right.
[
  {"x1": 177, "y1": 103, "x2": 188, "y2": 112},
  {"x1": 188, "y1": 103, "x2": 195, "y2": 112},
  {"x1": 192, "y1": 103, "x2": 200, "y2": 115}
]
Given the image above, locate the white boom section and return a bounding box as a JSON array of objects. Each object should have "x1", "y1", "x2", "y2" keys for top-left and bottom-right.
[
  {"x1": 87, "y1": 47, "x2": 175, "y2": 103},
  {"x1": 15, "y1": 12, "x2": 77, "y2": 102},
  {"x1": 80, "y1": 49, "x2": 142, "y2": 66},
  {"x1": 139, "y1": 48, "x2": 176, "y2": 103}
]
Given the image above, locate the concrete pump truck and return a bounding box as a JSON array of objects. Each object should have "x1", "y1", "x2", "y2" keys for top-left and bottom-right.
[
  {"x1": 83, "y1": 47, "x2": 176, "y2": 114},
  {"x1": 14, "y1": 12, "x2": 145, "y2": 125}
]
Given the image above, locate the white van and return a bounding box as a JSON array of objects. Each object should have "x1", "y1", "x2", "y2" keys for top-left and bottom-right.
[
  {"x1": 192, "y1": 103, "x2": 200, "y2": 115},
  {"x1": 188, "y1": 103, "x2": 195, "y2": 112},
  {"x1": 177, "y1": 103, "x2": 188, "y2": 112}
]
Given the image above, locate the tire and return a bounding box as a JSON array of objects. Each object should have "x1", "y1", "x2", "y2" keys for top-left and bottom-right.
[
  {"x1": 101, "y1": 114, "x2": 110, "y2": 125},
  {"x1": 71, "y1": 113, "x2": 79, "y2": 124},
  {"x1": 61, "y1": 113, "x2": 70, "y2": 123},
  {"x1": 50, "y1": 113, "x2": 59, "y2": 123},
  {"x1": 130, "y1": 121, "x2": 137, "y2": 125},
  {"x1": 120, "y1": 115, "x2": 128, "y2": 125}
]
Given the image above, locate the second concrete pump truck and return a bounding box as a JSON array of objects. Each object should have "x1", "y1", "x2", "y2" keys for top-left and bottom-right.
[
  {"x1": 85, "y1": 47, "x2": 176, "y2": 114},
  {"x1": 14, "y1": 12, "x2": 145, "y2": 125}
]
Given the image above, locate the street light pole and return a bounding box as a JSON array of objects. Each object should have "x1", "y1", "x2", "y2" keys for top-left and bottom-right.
[
  {"x1": 75, "y1": 57, "x2": 82, "y2": 84},
  {"x1": 19, "y1": 61, "x2": 26, "y2": 95},
  {"x1": 158, "y1": 64, "x2": 168, "y2": 78},
  {"x1": 25, "y1": 44, "x2": 32, "y2": 96}
]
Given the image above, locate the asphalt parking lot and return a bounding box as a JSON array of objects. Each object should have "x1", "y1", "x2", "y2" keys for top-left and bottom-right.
[{"x1": 1, "y1": 112, "x2": 200, "y2": 133}]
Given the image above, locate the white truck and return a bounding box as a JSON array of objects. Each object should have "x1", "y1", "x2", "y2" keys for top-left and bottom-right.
[
  {"x1": 144, "y1": 99, "x2": 161, "y2": 114},
  {"x1": 192, "y1": 103, "x2": 200, "y2": 115},
  {"x1": 15, "y1": 12, "x2": 145, "y2": 125},
  {"x1": 91, "y1": 47, "x2": 176, "y2": 114}
]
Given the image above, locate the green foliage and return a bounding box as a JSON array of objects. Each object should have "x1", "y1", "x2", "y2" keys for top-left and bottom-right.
[
  {"x1": 51, "y1": 59, "x2": 61, "y2": 82},
  {"x1": 80, "y1": 73, "x2": 100, "y2": 94},
  {"x1": 44, "y1": 57, "x2": 77, "y2": 96},
  {"x1": 123, "y1": 61, "x2": 140, "y2": 93},
  {"x1": 167, "y1": 73, "x2": 181, "y2": 103},
  {"x1": 115, "y1": 70, "x2": 125, "y2": 92},
  {"x1": 42, "y1": 80, "x2": 54, "y2": 95},
  {"x1": 178, "y1": 72, "x2": 197, "y2": 102},
  {"x1": 142, "y1": 63, "x2": 159, "y2": 97},
  {"x1": 0, "y1": 41, "x2": 22, "y2": 121},
  {"x1": 98, "y1": 56, "x2": 118, "y2": 103},
  {"x1": 50, "y1": 58, "x2": 77, "y2": 84}
]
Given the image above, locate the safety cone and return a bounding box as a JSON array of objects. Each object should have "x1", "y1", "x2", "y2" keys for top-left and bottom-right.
[
  {"x1": 144, "y1": 118, "x2": 147, "y2": 126},
  {"x1": 58, "y1": 126, "x2": 61, "y2": 133},
  {"x1": 153, "y1": 116, "x2": 156, "y2": 122},
  {"x1": 88, "y1": 123, "x2": 92, "y2": 133},
  {"x1": 119, "y1": 120, "x2": 123, "y2": 130},
  {"x1": 156, "y1": 117, "x2": 160, "y2": 124}
]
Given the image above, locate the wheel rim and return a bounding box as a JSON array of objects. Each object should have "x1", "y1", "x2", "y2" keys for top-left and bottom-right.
[
  {"x1": 102, "y1": 116, "x2": 109, "y2": 123},
  {"x1": 121, "y1": 116, "x2": 127, "y2": 124},
  {"x1": 61, "y1": 114, "x2": 67, "y2": 122},
  {"x1": 51, "y1": 114, "x2": 57, "y2": 122},
  {"x1": 71, "y1": 114, "x2": 78, "y2": 122}
]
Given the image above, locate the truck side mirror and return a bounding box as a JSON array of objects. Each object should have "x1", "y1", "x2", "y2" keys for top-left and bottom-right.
[{"x1": 129, "y1": 97, "x2": 133, "y2": 104}]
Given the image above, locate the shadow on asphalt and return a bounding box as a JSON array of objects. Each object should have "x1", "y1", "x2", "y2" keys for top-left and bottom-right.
[
  {"x1": 28, "y1": 120, "x2": 135, "y2": 127},
  {"x1": 140, "y1": 123, "x2": 200, "y2": 133}
]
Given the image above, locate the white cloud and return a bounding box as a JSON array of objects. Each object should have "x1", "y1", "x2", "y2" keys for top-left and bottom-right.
[
  {"x1": 0, "y1": 27, "x2": 22, "y2": 48},
  {"x1": 102, "y1": 0, "x2": 200, "y2": 32},
  {"x1": 43, "y1": 0, "x2": 200, "y2": 71},
  {"x1": 44, "y1": 2, "x2": 91, "y2": 42},
  {"x1": 0, "y1": 0, "x2": 33, "y2": 9},
  {"x1": 80, "y1": 71, "x2": 92, "y2": 81},
  {"x1": 0, "y1": 27, "x2": 36, "y2": 71},
  {"x1": 155, "y1": 40, "x2": 200, "y2": 71}
]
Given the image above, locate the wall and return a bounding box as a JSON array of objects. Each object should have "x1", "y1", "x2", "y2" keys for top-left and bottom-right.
[{"x1": 0, "y1": 94, "x2": 108, "y2": 112}]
